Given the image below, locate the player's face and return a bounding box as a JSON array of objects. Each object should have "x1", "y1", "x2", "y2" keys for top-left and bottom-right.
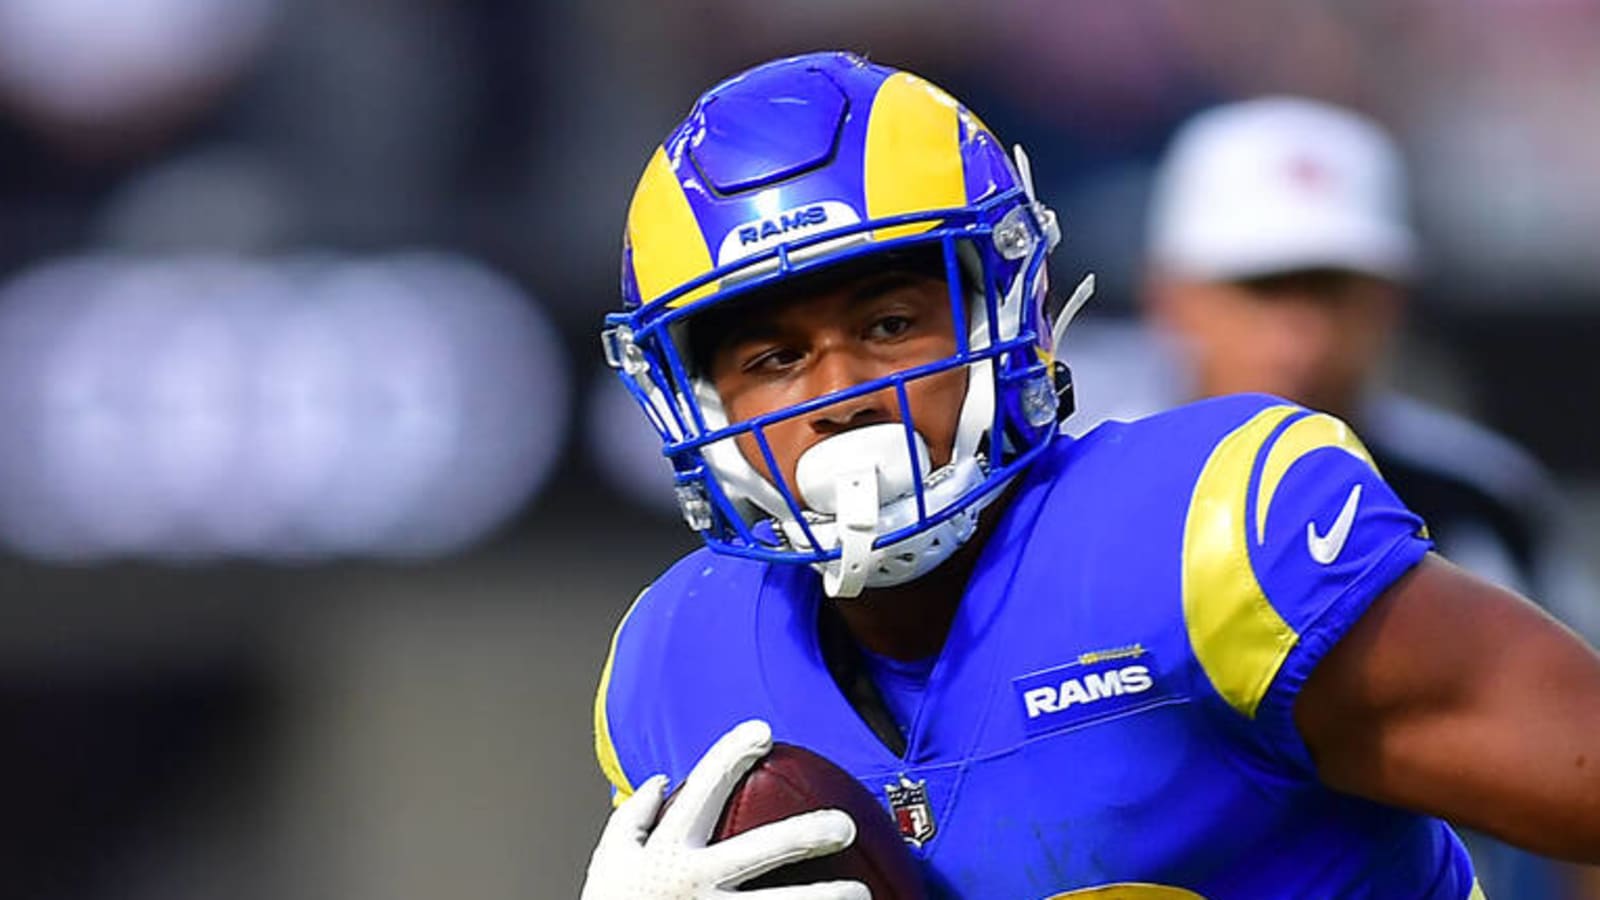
[
  {"x1": 703, "y1": 267, "x2": 967, "y2": 495},
  {"x1": 1150, "y1": 268, "x2": 1401, "y2": 420}
]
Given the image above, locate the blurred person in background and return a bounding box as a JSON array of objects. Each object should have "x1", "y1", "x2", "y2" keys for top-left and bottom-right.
[
  {"x1": 584, "y1": 52, "x2": 1600, "y2": 899},
  {"x1": 1142, "y1": 95, "x2": 1600, "y2": 899}
]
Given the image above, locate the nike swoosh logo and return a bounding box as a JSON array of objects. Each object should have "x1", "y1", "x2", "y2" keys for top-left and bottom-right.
[{"x1": 1307, "y1": 483, "x2": 1363, "y2": 564}]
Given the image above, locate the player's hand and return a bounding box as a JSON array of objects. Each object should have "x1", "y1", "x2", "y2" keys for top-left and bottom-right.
[{"x1": 580, "y1": 719, "x2": 868, "y2": 900}]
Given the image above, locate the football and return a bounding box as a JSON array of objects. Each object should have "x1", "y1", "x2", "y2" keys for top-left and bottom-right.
[{"x1": 709, "y1": 742, "x2": 928, "y2": 899}]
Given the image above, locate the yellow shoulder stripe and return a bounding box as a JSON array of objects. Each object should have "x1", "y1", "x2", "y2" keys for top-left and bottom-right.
[
  {"x1": 1184, "y1": 405, "x2": 1385, "y2": 718},
  {"x1": 593, "y1": 587, "x2": 649, "y2": 806},
  {"x1": 1254, "y1": 413, "x2": 1376, "y2": 544},
  {"x1": 1182, "y1": 405, "x2": 1299, "y2": 719}
]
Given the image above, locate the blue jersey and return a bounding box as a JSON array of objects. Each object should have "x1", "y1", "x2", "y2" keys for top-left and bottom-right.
[{"x1": 594, "y1": 395, "x2": 1482, "y2": 899}]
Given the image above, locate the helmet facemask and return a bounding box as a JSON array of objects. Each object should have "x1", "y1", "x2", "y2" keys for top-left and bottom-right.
[
  {"x1": 606, "y1": 52, "x2": 1086, "y2": 596},
  {"x1": 605, "y1": 196, "x2": 1065, "y2": 597}
]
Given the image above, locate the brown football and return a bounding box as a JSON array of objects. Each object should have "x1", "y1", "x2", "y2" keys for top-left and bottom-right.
[{"x1": 689, "y1": 742, "x2": 928, "y2": 899}]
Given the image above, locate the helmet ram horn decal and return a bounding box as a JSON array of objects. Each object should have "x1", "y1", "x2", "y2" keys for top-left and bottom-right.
[{"x1": 603, "y1": 51, "x2": 1088, "y2": 597}]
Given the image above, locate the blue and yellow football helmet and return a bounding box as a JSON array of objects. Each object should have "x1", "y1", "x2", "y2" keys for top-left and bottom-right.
[{"x1": 603, "y1": 51, "x2": 1088, "y2": 596}]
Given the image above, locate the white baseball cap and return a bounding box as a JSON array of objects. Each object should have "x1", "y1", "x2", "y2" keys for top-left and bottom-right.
[{"x1": 1147, "y1": 96, "x2": 1417, "y2": 282}]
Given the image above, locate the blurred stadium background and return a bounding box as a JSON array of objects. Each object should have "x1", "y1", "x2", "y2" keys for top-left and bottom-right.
[{"x1": 0, "y1": 1, "x2": 1596, "y2": 897}]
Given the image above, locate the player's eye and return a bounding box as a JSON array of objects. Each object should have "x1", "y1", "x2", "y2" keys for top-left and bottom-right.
[
  {"x1": 743, "y1": 345, "x2": 803, "y2": 374},
  {"x1": 866, "y1": 314, "x2": 914, "y2": 341}
]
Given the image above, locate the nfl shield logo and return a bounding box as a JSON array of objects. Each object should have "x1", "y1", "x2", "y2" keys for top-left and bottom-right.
[{"x1": 884, "y1": 775, "x2": 936, "y2": 847}]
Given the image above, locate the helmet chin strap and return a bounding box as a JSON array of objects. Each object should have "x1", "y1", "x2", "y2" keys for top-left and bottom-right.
[
  {"x1": 795, "y1": 422, "x2": 930, "y2": 599},
  {"x1": 824, "y1": 465, "x2": 880, "y2": 598},
  {"x1": 1052, "y1": 273, "x2": 1096, "y2": 360}
]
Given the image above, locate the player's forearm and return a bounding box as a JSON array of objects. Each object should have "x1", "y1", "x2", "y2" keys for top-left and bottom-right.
[
  {"x1": 1298, "y1": 555, "x2": 1600, "y2": 862},
  {"x1": 1396, "y1": 649, "x2": 1600, "y2": 860},
  {"x1": 1462, "y1": 608, "x2": 1600, "y2": 861},
  {"x1": 1459, "y1": 746, "x2": 1600, "y2": 862}
]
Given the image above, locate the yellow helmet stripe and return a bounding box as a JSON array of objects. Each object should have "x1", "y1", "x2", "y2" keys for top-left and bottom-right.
[
  {"x1": 863, "y1": 72, "x2": 966, "y2": 241},
  {"x1": 1182, "y1": 404, "x2": 1300, "y2": 718},
  {"x1": 627, "y1": 146, "x2": 717, "y2": 307}
]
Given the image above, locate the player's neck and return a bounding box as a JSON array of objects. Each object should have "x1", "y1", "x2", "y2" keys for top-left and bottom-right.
[{"x1": 829, "y1": 488, "x2": 1016, "y2": 661}]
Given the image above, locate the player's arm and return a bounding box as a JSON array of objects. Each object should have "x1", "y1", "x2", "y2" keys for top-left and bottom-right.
[{"x1": 1295, "y1": 552, "x2": 1600, "y2": 862}]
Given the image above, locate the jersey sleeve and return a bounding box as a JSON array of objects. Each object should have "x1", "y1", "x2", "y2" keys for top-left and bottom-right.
[
  {"x1": 1181, "y1": 402, "x2": 1432, "y2": 774},
  {"x1": 593, "y1": 586, "x2": 652, "y2": 806}
]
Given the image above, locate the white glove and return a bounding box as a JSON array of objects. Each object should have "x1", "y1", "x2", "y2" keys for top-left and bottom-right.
[{"x1": 580, "y1": 719, "x2": 869, "y2": 900}]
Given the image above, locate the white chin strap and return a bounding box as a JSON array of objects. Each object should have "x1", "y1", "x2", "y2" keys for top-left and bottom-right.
[
  {"x1": 786, "y1": 423, "x2": 985, "y2": 599},
  {"x1": 811, "y1": 464, "x2": 880, "y2": 598}
]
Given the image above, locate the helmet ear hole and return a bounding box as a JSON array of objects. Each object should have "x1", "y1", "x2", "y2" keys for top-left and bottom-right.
[{"x1": 1052, "y1": 361, "x2": 1076, "y2": 423}]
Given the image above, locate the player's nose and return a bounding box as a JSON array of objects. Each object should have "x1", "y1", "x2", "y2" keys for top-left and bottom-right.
[{"x1": 805, "y1": 347, "x2": 896, "y2": 435}]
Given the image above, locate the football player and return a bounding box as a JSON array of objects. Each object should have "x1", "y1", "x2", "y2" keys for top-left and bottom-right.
[
  {"x1": 1140, "y1": 96, "x2": 1600, "y2": 899},
  {"x1": 583, "y1": 52, "x2": 1600, "y2": 899}
]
